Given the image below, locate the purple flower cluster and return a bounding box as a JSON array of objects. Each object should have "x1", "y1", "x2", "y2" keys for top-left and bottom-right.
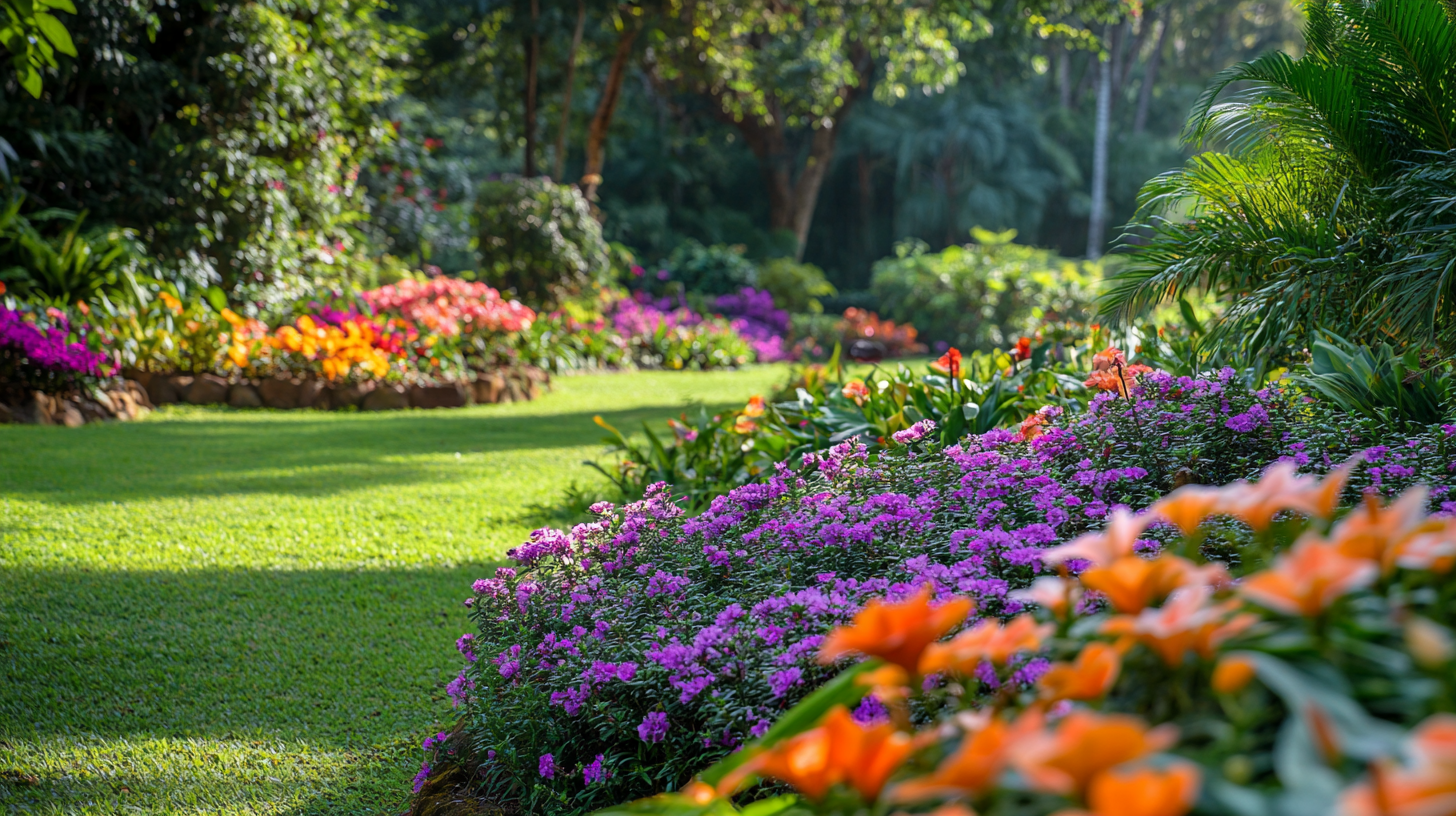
[
  {"x1": 714, "y1": 288, "x2": 793, "y2": 362},
  {"x1": 0, "y1": 306, "x2": 108, "y2": 394},
  {"x1": 433, "y1": 368, "x2": 1456, "y2": 812}
]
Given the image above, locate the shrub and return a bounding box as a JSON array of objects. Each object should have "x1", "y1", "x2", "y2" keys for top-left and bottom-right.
[
  {"x1": 713, "y1": 288, "x2": 793, "y2": 362},
  {"x1": 657, "y1": 242, "x2": 758, "y2": 299},
  {"x1": 608, "y1": 293, "x2": 753, "y2": 370},
  {"x1": 476, "y1": 177, "x2": 612, "y2": 307},
  {"x1": 613, "y1": 466, "x2": 1456, "y2": 816},
  {"x1": 419, "y1": 369, "x2": 1425, "y2": 812},
  {"x1": 870, "y1": 229, "x2": 1098, "y2": 351},
  {"x1": 0, "y1": 303, "x2": 110, "y2": 401},
  {"x1": 752, "y1": 259, "x2": 835, "y2": 315}
]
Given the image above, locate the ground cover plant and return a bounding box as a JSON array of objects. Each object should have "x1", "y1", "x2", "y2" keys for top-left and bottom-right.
[
  {"x1": 609, "y1": 462, "x2": 1456, "y2": 816},
  {"x1": 420, "y1": 365, "x2": 1456, "y2": 813},
  {"x1": 0, "y1": 366, "x2": 788, "y2": 815}
]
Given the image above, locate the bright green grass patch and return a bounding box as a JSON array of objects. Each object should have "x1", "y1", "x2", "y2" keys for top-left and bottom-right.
[{"x1": 0, "y1": 366, "x2": 786, "y2": 815}]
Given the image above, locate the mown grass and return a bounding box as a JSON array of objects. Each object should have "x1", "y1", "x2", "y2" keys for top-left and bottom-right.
[{"x1": 0, "y1": 366, "x2": 787, "y2": 815}]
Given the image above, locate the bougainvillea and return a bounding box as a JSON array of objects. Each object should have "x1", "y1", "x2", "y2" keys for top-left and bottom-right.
[{"x1": 0, "y1": 305, "x2": 110, "y2": 398}]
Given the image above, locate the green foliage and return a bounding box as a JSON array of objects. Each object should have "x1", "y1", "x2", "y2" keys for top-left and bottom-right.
[
  {"x1": 755, "y1": 259, "x2": 837, "y2": 314},
  {"x1": 1295, "y1": 333, "x2": 1453, "y2": 427},
  {"x1": 1104, "y1": 0, "x2": 1456, "y2": 355},
  {"x1": 0, "y1": 0, "x2": 76, "y2": 98},
  {"x1": 0, "y1": 199, "x2": 146, "y2": 306},
  {"x1": 870, "y1": 228, "x2": 1100, "y2": 351},
  {"x1": 476, "y1": 176, "x2": 612, "y2": 307},
  {"x1": 0, "y1": 0, "x2": 414, "y2": 303},
  {"x1": 660, "y1": 242, "x2": 759, "y2": 299}
]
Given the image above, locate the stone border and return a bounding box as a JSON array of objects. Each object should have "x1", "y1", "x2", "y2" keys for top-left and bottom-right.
[
  {"x1": 0, "y1": 381, "x2": 154, "y2": 426},
  {"x1": 127, "y1": 367, "x2": 550, "y2": 412}
]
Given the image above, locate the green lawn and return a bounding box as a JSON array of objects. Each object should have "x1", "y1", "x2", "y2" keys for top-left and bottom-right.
[{"x1": 0, "y1": 367, "x2": 786, "y2": 815}]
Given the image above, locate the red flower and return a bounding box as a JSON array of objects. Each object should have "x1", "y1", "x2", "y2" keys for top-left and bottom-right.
[
  {"x1": 1012, "y1": 337, "x2": 1032, "y2": 361},
  {"x1": 933, "y1": 348, "x2": 963, "y2": 379}
]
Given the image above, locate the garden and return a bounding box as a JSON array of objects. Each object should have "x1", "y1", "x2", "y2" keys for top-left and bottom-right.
[{"x1": 3, "y1": 0, "x2": 1456, "y2": 815}]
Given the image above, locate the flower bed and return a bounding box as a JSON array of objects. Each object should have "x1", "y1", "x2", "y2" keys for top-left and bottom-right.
[{"x1": 409, "y1": 367, "x2": 1456, "y2": 813}]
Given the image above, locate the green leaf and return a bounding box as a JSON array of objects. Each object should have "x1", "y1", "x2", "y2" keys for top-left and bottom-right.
[
  {"x1": 36, "y1": 0, "x2": 77, "y2": 11},
  {"x1": 204, "y1": 286, "x2": 228, "y2": 312},
  {"x1": 21, "y1": 65, "x2": 42, "y2": 98},
  {"x1": 33, "y1": 12, "x2": 74, "y2": 56}
]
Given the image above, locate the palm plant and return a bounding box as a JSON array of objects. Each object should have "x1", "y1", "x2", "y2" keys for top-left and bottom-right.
[{"x1": 1101, "y1": 0, "x2": 1456, "y2": 357}]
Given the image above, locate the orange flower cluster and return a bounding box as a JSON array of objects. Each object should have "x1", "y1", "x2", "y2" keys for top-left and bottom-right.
[
  {"x1": 1083, "y1": 346, "x2": 1154, "y2": 396},
  {"x1": 228, "y1": 314, "x2": 396, "y2": 381},
  {"x1": 734, "y1": 395, "x2": 766, "y2": 434}
]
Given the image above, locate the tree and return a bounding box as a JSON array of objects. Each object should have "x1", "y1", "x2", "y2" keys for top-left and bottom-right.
[{"x1": 651, "y1": 0, "x2": 984, "y2": 260}]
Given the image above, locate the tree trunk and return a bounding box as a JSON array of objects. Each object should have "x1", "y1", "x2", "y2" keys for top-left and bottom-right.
[
  {"x1": 1134, "y1": 7, "x2": 1170, "y2": 134},
  {"x1": 1057, "y1": 47, "x2": 1071, "y2": 109},
  {"x1": 552, "y1": 0, "x2": 587, "y2": 181},
  {"x1": 581, "y1": 24, "x2": 639, "y2": 200},
  {"x1": 1087, "y1": 24, "x2": 1114, "y2": 260},
  {"x1": 522, "y1": 0, "x2": 541, "y2": 177}
]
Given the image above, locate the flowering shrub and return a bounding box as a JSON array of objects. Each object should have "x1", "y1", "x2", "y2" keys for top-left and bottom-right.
[
  {"x1": 608, "y1": 293, "x2": 753, "y2": 370},
  {"x1": 362, "y1": 278, "x2": 535, "y2": 338},
  {"x1": 224, "y1": 313, "x2": 402, "y2": 382},
  {"x1": 0, "y1": 303, "x2": 110, "y2": 399},
  {"x1": 417, "y1": 369, "x2": 1419, "y2": 812},
  {"x1": 608, "y1": 463, "x2": 1456, "y2": 816},
  {"x1": 714, "y1": 288, "x2": 794, "y2": 363}
]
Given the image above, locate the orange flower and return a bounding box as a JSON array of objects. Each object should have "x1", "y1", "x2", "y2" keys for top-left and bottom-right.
[
  {"x1": 933, "y1": 348, "x2": 963, "y2": 379},
  {"x1": 743, "y1": 395, "x2": 766, "y2": 418},
  {"x1": 1214, "y1": 461, "x2": 1305, "y2": 532},
  {"x1": 1150, "y1": 486, "x2": 1225, "y2": 536},
  {"x1": 1394, "y1": 519, "x2": 1456, "y2": 574},
  {"x1": 1043, "y1": 508, "x2": 1152, "y2": 567},
  {"x1": 919, "y1": 614, "x2": 1053, "y2": 676},
  {"x1": 857, "y1": 664, "x2": 912, "y2": 704},
  {"x1": 819, "y1": 586, "x2": 974, "y2": 674},
  {"x1": 1282, "y1": 456, "x2": 1360, "y2": 521},
  {"x1": 1009, "y1": 576, "x2": 1083, "y2": 619},
  {"x1": 1328, "y1": 488, "x2": 1433, "y2": 570},
  {"x1": 1038, "y1": 642, "x2": 1122, "y2": 702},
  {"x1": 1239, "y1": 537, "x2": 1378, "y2": 617},
  {"x1": 719, "y1": 706, "x2": 912, "y2": 802},
  {"x1": 734, "y1": 415, "x2": 757, "y2": 434},
  {"x1": 226, "y1": 342, "x2": 250, "y2": 370},
  {"x1": 1078, "y1": 555, "x2": 1208, "y2": 614},
  {"x1": 1102, "y1": 586, "x2": 1257, "y2": 667},
  {"x1": 842, "y1": 380, "x2": 870, "y2": 403},
  {"x1": 1092, "y1": 347, "x2": 1126, "y2": 372},
  {"x1": 1056, "y1": 763, "x2": 1201, "y2": 816},
  {"x1": 1084, "y1": 369, "x2": 1126, "y2": 395},
  {"x1": 891, "y1": 716, "x2": 1015, "y2": 801},
  {"x1": 1019, "y1": 411, "x2": 1049, "y2": 442},
  {"x1": 159, "y1": 291, "x2": 183, "y2": 313},
  {"x1": 220, "y1": 308, "x2": 245, "y2": 328},
  {"x1": 1338, "y1": 715, "x2": 1456, "y2": 816},
  {"x1": 76, "y1": 300, "x2": 90, "y2": 316},
  {"x1": 1009, "y1": 709, "x2": 1179, "y2": 797},
  {"x1": 1012, "y1": 337, "x2": 1032, "y2": 362},
  {"x1": 1211, "y1": 655, "x2": 1258, "y2": 694}
]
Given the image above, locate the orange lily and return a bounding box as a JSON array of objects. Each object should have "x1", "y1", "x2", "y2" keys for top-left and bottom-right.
[
  {"x1": 743, "y1": 395, "x2": 766, "y2": 418},
  {"x1": 719, "y1": 706, "x2": 912, "y2": 802},
  {"x1": 1078, "y1": 555, "x2": 1215, "y2": 614},
  {"x1": 1009, "y1": 709, "x2": 1179, "y2": 797},
  {"x1": 1102, "y1": 586, "x2": 1257, "y2": 667},
  {"x1": 1084, "y1": 369, "x2": 1126, "y2": 395},
  {"x1": 1092, "y1": 347, "x2": 1126, "y2": 372},
  {"x1": 890, "y1": 716, "x2": 1015, "y2": 801},
  {"x1": 1239, "y1": 537, "x2": 1378, "y2": 617},
  {"x1": 1328, "y1": 488, "x2": 1433, "y2": 570},
  {"x1": 819, "y1": 586, "x2": 974, "y2": 674},
  {"x1": 1282, "y1": 457, "x2": 1360, "y2": 521},
  {"x1": 1394, "y1": 519, "x2": 1456, "y2": 574},
  {"x1": 1150, "y1": 486, "x2": 1225, "y2": 536},
  {"x1": 919, "y1": 614, "x2": 1053, "y2": 676},
  {"x1": 1043, "y1": 508, "x2": 1152, "y2": 567},
  {"x1": 1054, "y1": 763, "x2": 1202, "y2": 816},
  {"x1": 1216, "y1": 462, "x2": 1305, "y2": 532},
  {"x1": 1009, "y1": 576, "x2": 1083, "y2": 619},
  {"x1": 1338, "y1": 715, "x2": 1456, "y2": 816},
  {"x1": 842, "y1": 380, "x2": 870, "y2": 404},
  {"x1": 1038, "y1": 642, "x2": 1122, "y2": 702}
]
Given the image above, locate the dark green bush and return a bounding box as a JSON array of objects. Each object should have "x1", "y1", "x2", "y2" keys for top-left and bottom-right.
[{"x1": 476, "y1": 177, "x2": 612, "y2": 307}]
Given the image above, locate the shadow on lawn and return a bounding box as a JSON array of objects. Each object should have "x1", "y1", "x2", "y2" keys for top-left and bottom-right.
[
  {"x1": 0, "y1": 565, "x2": 491, "y2": 748},
  {"x1": 0, "y1": 401, "x2": 735, "y2": 504}
]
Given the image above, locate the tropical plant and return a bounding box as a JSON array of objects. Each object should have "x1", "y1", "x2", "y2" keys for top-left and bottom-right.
[
  {"x1": 0, "y1": 0, "x2": 75, "y2": 97},
  {"x1": 1294, "y1": 333, "x2": 1453, "y2": 427},
  {"x1": 0, "y1": 202, "x2": 146, "y2": 306},
  {"x1": 1103, "y1": 0, "x2": 1456, "y2": 356}
]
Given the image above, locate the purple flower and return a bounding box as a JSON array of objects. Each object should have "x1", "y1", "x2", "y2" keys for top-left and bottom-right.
[
  {"x1": 767, "y1": 667, "x2": 803, "y2": 698},
  {"x1": 538, "y1": 753, "x2": 555, "y2": 778},
  {"x1": 638, "y1": 711, "x2": 669, "y2": 744},
  {"x1": 583, "y1": 754, "x2": 609, "y2": 785},
  {"x1": 412, "y1": 762, "x2": 432, "y2": 793}
]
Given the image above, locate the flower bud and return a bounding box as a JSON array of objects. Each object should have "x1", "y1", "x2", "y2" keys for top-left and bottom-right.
[
  {"x1": 1211, "y1": 655, "x2": 1257, "y2": 694},
  {"x1": 1406, "y1": 616, "x2": 1454, "y2": 669}
]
